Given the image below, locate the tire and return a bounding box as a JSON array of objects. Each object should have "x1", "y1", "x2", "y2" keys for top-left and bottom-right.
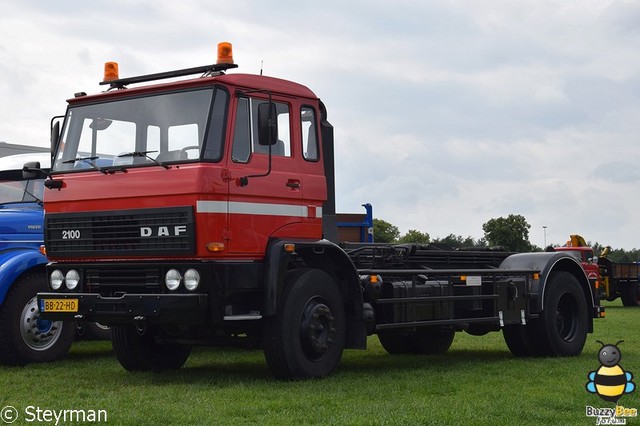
[
  {"x1": 536, "y1": 271, "x2": 589, "y2": 356},
  {"x1": 503, "y1": 324, "x2": 541, "y2": 357},
  {"x1": 378, "y1": 328, "x2": 454, "y2": 355},
  {"x1": 0, "y1": 271, "x2": 74, "y2": 365},
  {"x1": 377, "y1": 331, "x2": 413, "y2": 354},
  {"x1": 411, "y1": 328, "x2": 455, "y2": 355},
  {"x1": 77, "y1": 322, "x2": 112, "y2": 340},
  {"x1": 111, "y1": 325, "x2": 192, "y2": 372},
  {"x1": 264, "y1": 268, "x2": 346, "y2": 380},
  {"x1": 620, "y1": 282, "x2": 640, "y2": 307}
]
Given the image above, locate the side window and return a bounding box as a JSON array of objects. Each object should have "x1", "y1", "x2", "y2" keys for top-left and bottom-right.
[
  {"x1": 231, "y1": 98, "x2": 291, "y2": 162},
  {"x1": 301, "y1": 106, "x2": 318, "y2": 161},
  {"x1": 232, "y1": 98, "x2": 251, "y2": 163},
  {"x1": 274, "y1": 104, "x2": 290, "y2": 157}
]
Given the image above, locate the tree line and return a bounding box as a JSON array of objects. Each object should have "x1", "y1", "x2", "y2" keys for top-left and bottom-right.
[{"x1": 373, "y1": 214, "x2": 639, "y2": 263}]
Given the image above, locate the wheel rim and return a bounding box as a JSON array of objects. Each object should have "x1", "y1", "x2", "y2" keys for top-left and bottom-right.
[
  {"x1": 555, "y1": 293, "x2": 578, "y2": 342},
  {"x1": 20, "y1": 296, "x2": 64, "y2": 351},
  {"x1": 299, "y1": 297, "x2": 336, "y2": 361}
]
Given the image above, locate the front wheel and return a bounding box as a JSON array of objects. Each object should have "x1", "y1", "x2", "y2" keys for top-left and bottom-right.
[
  {"x1": 264, "y1": 268, "x2": 346, "y2": 380},
  {"x1": 111, "y1": 325, "x2": 192, "y2": 372},
  {"x1": 0, "y1": 272, "x2": 74, "y2": 365}
]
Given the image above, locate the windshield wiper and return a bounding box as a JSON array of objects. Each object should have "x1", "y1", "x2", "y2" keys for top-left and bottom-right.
[
  {"x1": 117, "y1": 151, "x2": 170, "y2": 170},
  {"x1": 62, "y1": 156, "x2": 108, "y2": 174}
]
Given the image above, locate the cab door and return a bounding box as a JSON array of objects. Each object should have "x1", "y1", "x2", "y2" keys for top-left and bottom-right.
[{"x1": 225, "y1": 96, "x2": 302, "y2": 255}]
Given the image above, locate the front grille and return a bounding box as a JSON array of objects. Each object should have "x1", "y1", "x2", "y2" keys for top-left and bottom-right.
[
  {"x1": 86, "y1": 266, "x2": 161, "y2": 296},
  {"x1": 46, "y1": 206, "x2": 195, "y2": 257}
]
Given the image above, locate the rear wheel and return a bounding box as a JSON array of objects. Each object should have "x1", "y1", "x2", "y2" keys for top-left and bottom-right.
[
  {"x1": 503, "y1": 324, "x2": 542, "y2": 357},
  {"x1": 377, "y1": 331, "x2": 413, "y2": 354},
  {"x1": 411, "y1": 328, "x2": 455, "y2": 355},
  {"x1": 378, "y1": 328, "x2": 454, "y2": 355},
  {"x1": 505, "y1": 272, "x2": 588, "y2": 357},
  {"x1": 111, "y1": 325, "x2": 192, "y2": 372},
  {"x1": 620, "y1": 282, "x2": 640, "y2": 307},
  {"x1": 264, "y1": 268, "x2": 346, "y2": 380},
  {"x1": 0, "y1": 272, "x2": 74, "y2": 365}
]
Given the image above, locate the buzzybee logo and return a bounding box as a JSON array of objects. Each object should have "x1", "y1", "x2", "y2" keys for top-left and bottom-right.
[{"x1": 585, "y1": 340, "x2": 637, "y2": 425}]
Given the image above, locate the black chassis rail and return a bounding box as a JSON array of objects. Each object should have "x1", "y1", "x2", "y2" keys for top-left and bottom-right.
[
  {"x1": 359, "y1": 267, "x2": 540, "y2": 331},
  {"x1": 37, "y1": 292, "x2": 208, "y2": 326}
]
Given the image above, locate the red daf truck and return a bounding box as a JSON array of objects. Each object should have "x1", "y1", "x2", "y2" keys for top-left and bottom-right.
[{"x1": 32, "y1": 43, "x2": 604, "y2": 379}]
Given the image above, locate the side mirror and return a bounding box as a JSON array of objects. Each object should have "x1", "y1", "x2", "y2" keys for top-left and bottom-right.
[
  {"x1": 257, "y1": 102, "x2": 278, "y2": 146},
  {"x1": 22, "y1": 161, "x2": 42, "y2": 179},
  {"x1": 50, "y1": 116, "x2": 64, "y2": 154}
]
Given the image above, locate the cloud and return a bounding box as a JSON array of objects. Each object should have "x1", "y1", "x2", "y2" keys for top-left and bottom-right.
[{"x1": 2, "y1": 0, "x2": 640, "y2": 250}]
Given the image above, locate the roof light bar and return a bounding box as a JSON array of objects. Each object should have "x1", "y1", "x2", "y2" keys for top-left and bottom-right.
[{"x1": 100, "y1": 42, "x2": 238, "y2": 88}]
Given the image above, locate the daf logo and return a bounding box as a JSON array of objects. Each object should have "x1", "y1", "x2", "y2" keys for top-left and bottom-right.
[{"x1": 140, "y1": 225, "x2": 188, "y2": 237}]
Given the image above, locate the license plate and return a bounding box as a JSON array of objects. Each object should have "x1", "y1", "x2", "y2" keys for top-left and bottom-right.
[{"x1": 41, "y1": 299, "x2": 78, "y2": 313}]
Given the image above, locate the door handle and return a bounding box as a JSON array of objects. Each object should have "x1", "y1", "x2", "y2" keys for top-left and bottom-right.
[{"x1": 286, "y1": 180, "x2": 301, "y2": 189}]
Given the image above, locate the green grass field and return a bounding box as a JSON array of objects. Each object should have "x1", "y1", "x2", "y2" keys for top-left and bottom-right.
[{"x1": 1, "y1": 300, "x2": 638, "y2": 425}]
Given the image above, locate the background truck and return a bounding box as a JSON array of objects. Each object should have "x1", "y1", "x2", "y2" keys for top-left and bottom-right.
[
  {"x1": 0, "y1": 153, "x2": 75, "y2": 365},
  {"x1": 336, "y1": 203, "x2": 374, "y2": 243},
  {"x1": 34, "y1": 43, "x2": 603, "y2": 379},
  {"x1": 554, "y1": 235, "x2": 640, "y2": 306},
  {"x1": 598, "y1": 246, "x2": 640, "y2": 306}
]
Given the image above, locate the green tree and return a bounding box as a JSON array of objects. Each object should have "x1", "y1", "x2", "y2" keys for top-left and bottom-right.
[
  {"x1": 373, "y1": 218, "x2": 400, "y2": 243},
  {"x1": 433, "y1": 234, "x2": 486, "y2": 249},
  {"x1": 482, "y1": 214, "x2": 532, "y2": 252},
  {"x1": 397, "y1": 229, "x2": 430, "y2": 244}
]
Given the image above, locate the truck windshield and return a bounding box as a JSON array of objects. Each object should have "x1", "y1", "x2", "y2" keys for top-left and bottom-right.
[
  {"x1": 0, "y1": 176, "x2": 44, "y2": 205},
  {"x1": 52, "y1": 87, "x2": 229, "y2": 172}
]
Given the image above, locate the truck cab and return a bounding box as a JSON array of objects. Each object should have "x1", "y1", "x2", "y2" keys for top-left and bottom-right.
[{"x1": 554, "y1": 235, "x2": 601, "y2": 298}]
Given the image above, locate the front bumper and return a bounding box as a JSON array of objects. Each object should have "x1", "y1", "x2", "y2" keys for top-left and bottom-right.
[{"x1": 37, "y1": 292, "x2": 208, "y2": 326}]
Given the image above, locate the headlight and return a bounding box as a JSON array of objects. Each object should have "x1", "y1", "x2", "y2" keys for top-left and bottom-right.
[
  {"x1": 184, "y1": 269, "x2": 200, "y2": 291},
  {"x1": 50, "y1": 270, "x2": 64, "y2": 290},
  {"x1": 165, "y1": 269, "x2": 182, "y2": 291},
  {"x1": 65, "y1": 269, "x2": 80, "y2": 290}
]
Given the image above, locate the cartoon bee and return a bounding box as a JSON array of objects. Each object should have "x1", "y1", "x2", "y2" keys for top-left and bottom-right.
[{"x1": 586, "y1": 340, "x2": 635, "y2": 403}]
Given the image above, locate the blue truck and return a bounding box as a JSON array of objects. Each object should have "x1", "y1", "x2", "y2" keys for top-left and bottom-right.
[{"x1": 0, "y1": 153, "x2": 76, "y2": 364}]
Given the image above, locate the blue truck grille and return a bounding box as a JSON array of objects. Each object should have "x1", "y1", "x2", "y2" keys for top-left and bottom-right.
[{"x1": 45, "y1": 206, "x2": 195, "y2": 257}]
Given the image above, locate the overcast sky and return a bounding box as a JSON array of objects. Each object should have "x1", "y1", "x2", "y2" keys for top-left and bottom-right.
[{"x1": 2, "y1": 0, "x2": 640, "y2": 249}]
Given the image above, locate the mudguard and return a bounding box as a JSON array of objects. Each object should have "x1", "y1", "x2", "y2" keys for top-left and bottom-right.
[
  {"x1": 0, "y1": 249, "x2": 48, "y2": 305},
  {"x1": 499, "y1": 251, "x2": 594, "y2": 313},
  {"x1": 263, "y1": 238, "x2": 365, "y2": 349}
]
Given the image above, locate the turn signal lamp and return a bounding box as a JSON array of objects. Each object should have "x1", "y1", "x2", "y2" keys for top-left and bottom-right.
[
  {"x1": 103, "y1": 61, "x2": 119, "y2": 81},
  {"x1": 39, "y1": 245, "x2": 47, "y2": 256},
  {"x1": 206, "y1": 242, "x2": 225, "y2": 252},
  {"x1": 283, "y1": 243, "x2": 296, "y2": 253},
  {"x1": 217, "y1": 42, "x2": 234, "y2": 64}
]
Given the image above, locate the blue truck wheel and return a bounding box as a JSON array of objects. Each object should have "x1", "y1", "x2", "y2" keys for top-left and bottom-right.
[{"x1": 0, "y1": 271, "x2": 74, "y2": 365}]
